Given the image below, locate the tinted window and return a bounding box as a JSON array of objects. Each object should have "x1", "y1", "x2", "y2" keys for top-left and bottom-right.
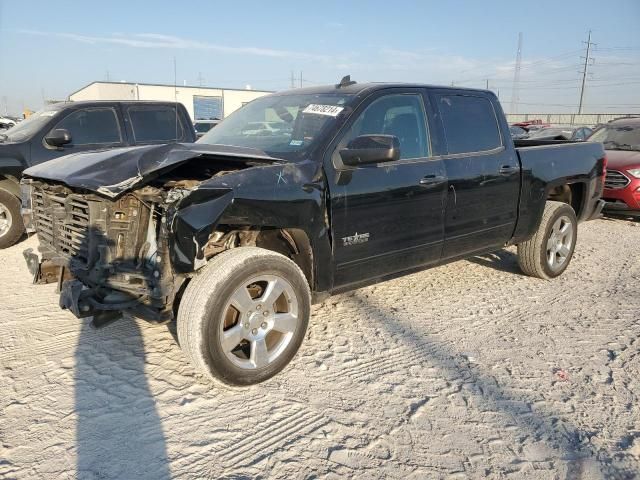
[
  {"x1": 53, "y1": 108, "x2": 121, "y2": 145},
  {"x1": 437, "y1": 94, "x2": 501, "y2": 154},
  {"x1": 342, "y1": 94, "x2": 429, "y2": 159},
  {"x1": 128, "y1": 106, "x2": 184, "y2": 143}
]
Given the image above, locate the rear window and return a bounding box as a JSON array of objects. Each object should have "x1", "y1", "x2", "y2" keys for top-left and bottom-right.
[
  {"x1": 128, "y1": 106, "x2": 184, "y2": 143},
  {"x1": 437, "y1": 94, "x2": 502, "y2": 154}
]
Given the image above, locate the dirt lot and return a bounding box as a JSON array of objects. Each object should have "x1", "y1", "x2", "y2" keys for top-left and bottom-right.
[{"x1": 1, "y1": 217, "x2": 639, "y2": 479}]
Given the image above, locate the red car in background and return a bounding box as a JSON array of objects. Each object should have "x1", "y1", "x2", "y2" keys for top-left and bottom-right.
[{"x1": 588, "y1": 117, "x2": 640, "y2": 217}]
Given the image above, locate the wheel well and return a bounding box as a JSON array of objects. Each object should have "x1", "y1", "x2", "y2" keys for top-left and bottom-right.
[
  {"x1": 202, "y1": 226, "x2": 314, "y2": 289},
  {"x1": 0, "y1": 176, "x2": 21, "y2": 198},
  {"x1": 547, "y1": 183, "x2": 584, "y2": 218}
]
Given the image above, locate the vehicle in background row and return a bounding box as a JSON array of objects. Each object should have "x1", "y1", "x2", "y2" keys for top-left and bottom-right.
[
  {"x1": 588, "y1": 117, "x2": 640, "y2": 216},
  {"x1": 527, "y1": 126, "x2": 593, "y2": 141},
  {"x1": 509, "y1": 125, "x2": 529, "y2": 139},
  {"x1": 0, "y1": 100, "x2": 196, "y2": 248},
  {"x1": 21, "y1": 80, "x2": 606, "y2": 386},
  {"x1": 0, "y1": 117, "x2": 17, "y2": 130},
  {"x1": 240, "y1": 121, "x2": 292, "y2": 136},
  {"x1": 194, "y1": 119, "x2": 221, "y2": 139}
]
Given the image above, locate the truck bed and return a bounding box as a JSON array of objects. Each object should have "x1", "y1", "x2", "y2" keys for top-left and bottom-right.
[{"x1": 511, "y1": 140, "x2": 606, "y2": 243}]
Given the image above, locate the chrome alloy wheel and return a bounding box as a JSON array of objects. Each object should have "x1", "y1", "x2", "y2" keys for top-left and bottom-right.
[
  {"x1": 546, "y1": 215, "x2": 574, "y2": 271},
  {"x1": 219, "y1": 275, "x2": 300, "y2": 370},
  {"x1": 0, "y1": 203, "x2": 12, "y2": 238}
]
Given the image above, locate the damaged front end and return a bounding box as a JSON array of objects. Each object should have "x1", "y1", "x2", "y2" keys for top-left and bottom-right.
[
  {"x1": 23, "y1": 179, "x2": 180, "y2": 326},
  {"x1": 21, "y1": 143, "x2": 322, "y2": 327}
]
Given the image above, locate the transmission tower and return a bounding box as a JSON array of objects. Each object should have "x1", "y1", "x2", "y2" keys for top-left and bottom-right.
[
  {"x1": 510, "y1": 32, "x2": 523, "y2": 115},
  {"x1": 578, "y1": 30, "x2": 596, "y2": 114},
  {"x1": 197, "y1": 72, "x2": 205, "y2": 87}
]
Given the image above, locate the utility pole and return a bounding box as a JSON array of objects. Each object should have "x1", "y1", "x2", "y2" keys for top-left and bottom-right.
[
  {"x1": 486, "y1": 79, "x2": 489, "y2": 90},
  {"x1": 578, "y1": 30, "x2": 595, "y2": 114},
  {"x1": 510, "y1": 32, "x2": 523, "y2": 115},
  {"x1": 299, "y1": 71, "x2": 303, "y2": 88},
  {"x1": 290, "y1": 71, "x2": 295, "y2": 89},
  {"x1": 197, "y1": 71, "x2": 205, "y2": 87}
]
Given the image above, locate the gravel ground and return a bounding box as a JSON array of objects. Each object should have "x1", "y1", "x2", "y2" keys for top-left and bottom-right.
[{"x1": 1, "y1": 217, "x2": 639, "y2": 479}]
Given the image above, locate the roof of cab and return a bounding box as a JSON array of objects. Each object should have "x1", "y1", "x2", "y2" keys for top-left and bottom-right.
[
  {"x1": 48, "y1": 100, "x2": 184, "y2": 110},
  {"x1": 270, "y1": 82, "x2": 494, "y2": 97}
]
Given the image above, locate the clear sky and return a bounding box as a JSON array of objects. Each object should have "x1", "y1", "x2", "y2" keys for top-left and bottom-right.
[{"x1": 1, "y1": 0, "x2": 639, "y2": 116}]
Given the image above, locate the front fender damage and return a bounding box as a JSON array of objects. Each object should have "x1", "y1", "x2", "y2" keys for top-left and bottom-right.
[{"x1": 170, "y1": 188, "x2": 235, "y2": 273}]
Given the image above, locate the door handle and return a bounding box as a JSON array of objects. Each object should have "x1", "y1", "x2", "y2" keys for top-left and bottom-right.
[
  {"x1": 419, "y1": 175, "x2": 446, "y2": 186},
  {"x1": 498, "y1": 165, "x2": 519, "y2": 175}
]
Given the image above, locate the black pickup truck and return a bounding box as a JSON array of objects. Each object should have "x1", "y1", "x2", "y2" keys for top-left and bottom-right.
[
  {"x1": 21, "y1": 80, "x2": 606, "y2": 386},
  {"x1": 0, "y1": 100, "x2": 195, "y2": 248}
]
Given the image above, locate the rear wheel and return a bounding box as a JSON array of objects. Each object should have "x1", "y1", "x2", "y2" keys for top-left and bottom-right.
[
  {"x1": 0, "y1": 190, "x2": 24, "y2": 249},
  {"x1": 177, "y1": 247, "x2": 310, "y2": 386},
  {"x1": 517, "y1": 201, "x2": 577, "y2": 279}
]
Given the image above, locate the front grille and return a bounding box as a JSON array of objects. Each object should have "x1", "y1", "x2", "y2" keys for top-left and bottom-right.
[
  {"x1": 32, "y1": 188, "x2": 90, "y2": 260},
  {"x1": 604, "y1": 170, "x2": 631, "y2": 190}
]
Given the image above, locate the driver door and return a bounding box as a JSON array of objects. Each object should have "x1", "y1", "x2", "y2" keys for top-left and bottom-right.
[
  {"x1": 32, "y1": 106, "x2": 125, "y2": 166},
  {"x1": 324, "y1": 90, "x2": 447, "y2": 288}
]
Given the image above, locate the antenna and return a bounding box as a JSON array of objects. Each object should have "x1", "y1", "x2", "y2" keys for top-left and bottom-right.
[
  {"x1": 510, "y1": 32, "x2": 523, "y2": 115},
  {"x1": 336, "y1": 75, "x2": 356, "y2": 88}
]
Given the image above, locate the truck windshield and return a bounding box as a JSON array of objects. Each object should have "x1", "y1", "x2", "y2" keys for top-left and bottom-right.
[
  {"x1": 198, "y1": 93, "x2": 353, "y2": 160},
  {"x1": 0, "y1": 109, "x2": 60, "y2": 143},
  {"x1": 589, "y1": 123, "x2": 640, "y2": 151}
]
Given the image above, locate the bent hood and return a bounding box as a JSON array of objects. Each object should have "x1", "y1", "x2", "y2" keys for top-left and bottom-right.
[{"x1": 23, "y1": 143, "x2": 284, "y2": 198}]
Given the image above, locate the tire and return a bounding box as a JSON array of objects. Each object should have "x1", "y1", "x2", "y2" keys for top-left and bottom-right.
[
  {"x1": 0, "y1": 190, "x2": 24, "y2": 249},
  {"x1": 177, "y1": 246, "x2": 311, "y2": 386},
  {"x1": 517, "y1": 201, "x2": 578, "y2": 279}
]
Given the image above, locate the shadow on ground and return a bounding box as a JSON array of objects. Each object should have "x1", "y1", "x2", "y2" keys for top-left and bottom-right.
[
  {"x1": 350, "y1": 291, "x2": 635, "y2": 480},
  {"x1": 468, "y1": 249, "x2": 523, "y2": 275},
  {"x1": 75, "y1": 318, "x2": 170, "y2": 479}
]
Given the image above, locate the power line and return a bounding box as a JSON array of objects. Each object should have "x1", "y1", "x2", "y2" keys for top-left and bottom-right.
[
  {"x1": 510, "y1": 32, "x2": 523, "y2": 114},
  {"x1": 578, "y1": 30, "x2": 596, "y2": 114}
]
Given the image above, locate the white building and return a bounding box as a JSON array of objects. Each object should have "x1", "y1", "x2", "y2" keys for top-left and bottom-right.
[{"x1": 68, "y1": 81, "x2": 273, "y2": 121}]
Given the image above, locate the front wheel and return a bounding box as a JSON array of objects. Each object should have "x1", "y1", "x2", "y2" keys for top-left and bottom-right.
[
  {"x1": 517, "y1": 201, "x2": 578, "y2": 279},
  {"x1": 177, "y1": 247, "x2": 311, "y2": 386},
  {"x1": 0, "y1": 190, "x2": 25, "y2": 249}
]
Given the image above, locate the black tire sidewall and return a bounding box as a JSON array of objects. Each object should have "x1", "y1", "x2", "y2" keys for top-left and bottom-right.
[
  {"x1": 200, "y1": 256, "x2": 310, "y2": 386},
  {"x1": 539, "y1": 204, "x2": 577, "y2": 278},
  {"x1": 0, "y1": 190, "x2": 24, "y2": 249}
]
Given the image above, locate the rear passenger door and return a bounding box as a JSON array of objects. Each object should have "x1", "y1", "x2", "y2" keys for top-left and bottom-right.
[
  {"x1": 430, "y1": 90, "x2": 520, "y2": 258},
  {"x1": 124, "y1": 105, "x2": 190, "y2": 145}
]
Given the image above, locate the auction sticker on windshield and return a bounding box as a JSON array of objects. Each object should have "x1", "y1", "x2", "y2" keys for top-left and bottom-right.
[{"x1": 303, "y1": 104, "x2": 344, "y2": 117}]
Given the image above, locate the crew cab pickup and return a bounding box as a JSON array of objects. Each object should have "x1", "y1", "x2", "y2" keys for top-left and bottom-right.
[
  {"x1": 0, "y1": 100, "x2": 195, "y2": 248},
  {"x1": 21, "y1": 80, "x2": 606, "y2": 386}
]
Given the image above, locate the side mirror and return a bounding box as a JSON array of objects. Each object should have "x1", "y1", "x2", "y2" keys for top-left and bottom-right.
[
  {"x1": 45, "y1": 128, "x2": 72, "y2": 148},
  {"x1": 339, "y1": 134, "x2": 400, "y2": 167}
]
